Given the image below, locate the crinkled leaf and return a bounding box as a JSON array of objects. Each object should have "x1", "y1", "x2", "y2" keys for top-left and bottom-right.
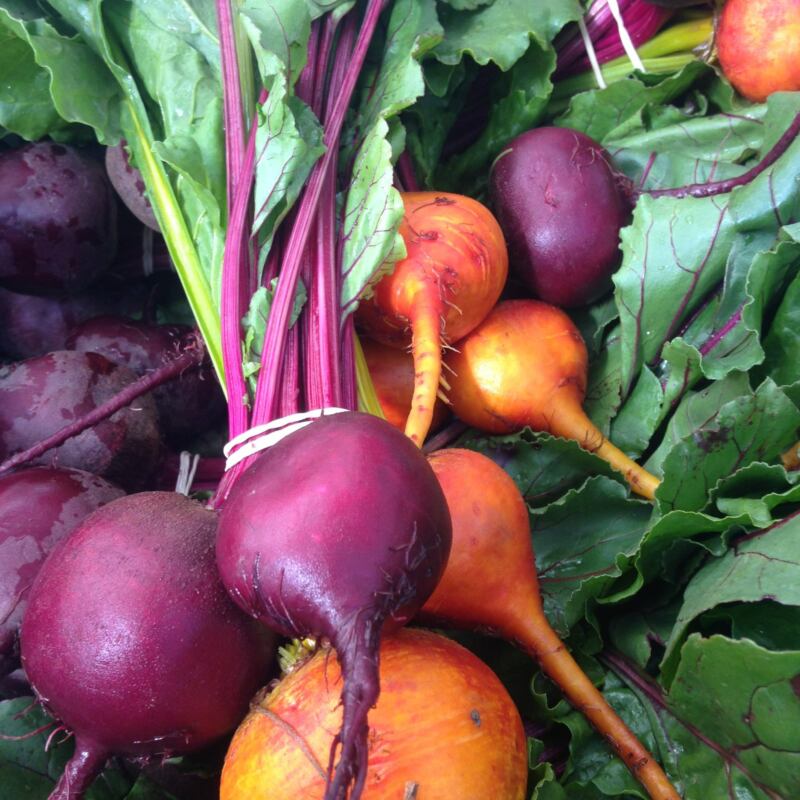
[
  {"x1": 340, "y1": 117, "x2": 405, "y2": 317},
  {"x1": 663, "y1": 510, "x2": 800, "y2": 673},
  {"x1": 614, "y1": 95, "x2": 800, "y2": 395},
  {"x1": 433, "y1": 0, "x2": 581, "y2": 71},
  {"x1": 251, "y1": 80, "x2": 324, "y2": 255},
  {"x1": 655, "y1": 379, "x2": 800, "y2": 514},
  {"x1": 555, "y1": 61, "x2": 709, "y2": 143},
  {"x1": 532, "y1": 477, "x2": 653, "y2": 636},
  {"x1": 438, "y1": 41, "x2": 556, "y2": 194},
  {"x1": 460, "y1": 429, "x2": 620, "y2": 509},
  {"x1": 761, "y1": 242, "x2": 800, "y2": 387},
  {"x1": 0, "y1": 2, "x2": 122, "y2": 141},
  {"x1": 609, "y1": 366, "x2": 663, "y2": 457}
]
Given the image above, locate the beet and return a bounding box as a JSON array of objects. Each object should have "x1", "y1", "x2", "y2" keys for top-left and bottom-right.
[
  {"x1": 21, "y1": 491, "x2": 274, "y2": 800},
  {"x1": 216, "y1": 411, "x2": 451, "y2": 800},
  {"x1": 66, "y1": 316, "x2": 225, "y2": 446},
  {"x1": 0, "y1": 143, "x2": 117, "y2": 296},
  {"x1": 0, "y1": 466, "x2": 123, "y2": 673},
  {"x1": 0, "y1": 351, "x2": 161, "y2": 490},
  {"x1": 489, "y1": 126, "x2": 632, "y2": 308},
  {"x1": 105, "y1": 143, "x2": 159, "y2": 231}
]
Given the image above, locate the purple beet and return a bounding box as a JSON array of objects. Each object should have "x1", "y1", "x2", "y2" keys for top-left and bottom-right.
[
  {"x1": 0, "y1": 467, "x2": 123, "y2": 672},
  {"x1": 489, "y1": 127, "x2": 632, "y2": 308},
  {"x1": 105, "y1": 143, "x2": 159, "y2": 231},
  {"x1": 66, "y1": 316, "x2": 225, "y2": 446},
  {"x1": 21, "y1": 491, "x2": 274, "y2": 800},
  {"x1": 0, "y1": 351, "x2": 161, "y2": 490},
  {"x1": 216, "y1": 411, "x2": 452, "y2": 800},
  {"x1": 0, "y1": 142, "x2": 117, "y2": 296}
]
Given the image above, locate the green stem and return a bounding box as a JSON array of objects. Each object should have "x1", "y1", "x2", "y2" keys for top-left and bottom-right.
[
  {"x1": 550, "y1": 53, "x2": 699, "y2": 106},
  {"x1": 635, "y1": 16, "x2": 712, "y2": 60},
  {"x1": 125, "y1": 104, "x2": 225, "y2": 392},
  {"x1": 354, "y1": 334, "x2": 385, "y2": 419}
]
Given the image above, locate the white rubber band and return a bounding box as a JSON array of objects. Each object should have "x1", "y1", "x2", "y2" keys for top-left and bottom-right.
[
  {"x1": 223, "y1": 407, "x2": 349, "y2": 471},
  {"x1": 578, "y1": 16, "x2": 606, "y2": 89},
  {"x1": 606, "y1": 0, "x2": 646, "y2": 73}
]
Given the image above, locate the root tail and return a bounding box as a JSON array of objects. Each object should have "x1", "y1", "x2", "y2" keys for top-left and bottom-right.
[{"x1": 404, "y1": 301, "x2": 442, "y2": 448}]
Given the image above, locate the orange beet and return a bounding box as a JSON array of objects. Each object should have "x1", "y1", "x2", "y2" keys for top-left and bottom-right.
[
  {"x1": 419, "y1": 449, "x2": 680, "y2": 800},
  {"x1": 220, "y1": 628, "x2": 528, "y2": 800},
  {"x1": 361, "y1": 337, "x2": 449, "y2": 435},
  {"x1": 357, "y1": 192, "x2": 507, "y2": 446},
  {"x1": 446, "y1": 299, "x2": 659, "y2": 500},
  {"x1": 717, "y1": 0, "x2": 800, "y2": 102}
]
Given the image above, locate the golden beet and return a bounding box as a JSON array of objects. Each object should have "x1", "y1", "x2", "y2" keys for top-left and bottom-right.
[{"x1": 220, "y1": 628, "x2": 527, "y2": 800}]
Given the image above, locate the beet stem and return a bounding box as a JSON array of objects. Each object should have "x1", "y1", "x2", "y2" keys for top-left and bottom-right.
[
  {"x1": 47, "y1": 736, "x2": 108, "y2": 800},
  {"x1": 0, "y1": 343, "x2": 205, "y2": 476},
  {"x1": 647, "y1": 111, "x2": 800, "y2": 200}
]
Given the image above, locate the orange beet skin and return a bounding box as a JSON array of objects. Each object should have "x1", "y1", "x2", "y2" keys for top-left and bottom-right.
[
  {"x1": 220, "y1": 628, "x2": 528, "y2": 800},
  {"x1": 446, "y1": 300, "x2": 659, "y2": 499},
  {"x1": 717, "y1": 0, "x2": 800, "y2": 102},
  {"x1": 357, "y1": 192, "x2": 507, "y2": 446}
]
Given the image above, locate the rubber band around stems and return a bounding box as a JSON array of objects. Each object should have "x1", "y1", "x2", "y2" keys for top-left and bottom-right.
[
  {"x1": 578, "y1": 15, "x2": 606, "y2": 88},
  {"x1": 605, "y1": 0, "x2": 646, "y2": 72},
  {"x1": 223, "y1": 408, "x2": 349, "y2": 471}
]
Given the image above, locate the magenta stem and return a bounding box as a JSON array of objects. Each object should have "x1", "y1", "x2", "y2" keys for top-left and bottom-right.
[
  {"x1": 647, "y1": 111, "x2": 800, "y2": 200},
  {"x1": 249, "y1": 0, "x2": 385, "y2": 429},
  {"x1": 396, "y1": 152, "x2": 419, "y2": 192},
  {"x1": 216, "y1": 0, "x2": 246, "y2": 205},
  {"x1": 0, "y1": 344, "x2": 205, "y2": 476}
]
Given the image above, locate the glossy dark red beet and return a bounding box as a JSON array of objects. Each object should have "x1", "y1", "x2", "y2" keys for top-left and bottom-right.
[
  {"x1": 0, "y1": 143, "x2": 117, "y2": 296},
  {"x1": 490, "y1": 127, "x2": 631, "y2": 308},
  {"x1": 21, "y1": 492, "x2": 274, "y2": 800},
  {"x1": 0, "y1": 467, "x2": 123, "y2": 672},
  {"x1": 0, "y1": 351, "x2": 161, "y2": 490},
  {"x1": 216, "y1": 412, "x2": 452, "y2": 800},
  {"x1": 105, "y1": 144, "x2": 159, "y2": 231}
]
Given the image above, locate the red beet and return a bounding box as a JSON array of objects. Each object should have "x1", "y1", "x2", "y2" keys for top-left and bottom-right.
[
  {"x1": 489, "y1": 127, "x2": 632, "y2": 308},
  {"x1": 105, "y1": 143, "x2": 159, "y2": 231},
  {"x1": 21, "y1": 491, "x2": 274, "y2": 800},
  {"x1": 0, "y1": 467, "x2": 123, "y2": 672},
  {"x1": 66, "y1": 316, "x2": 225, "y2": 446},
  {"x1": 216, "y1": 411, "x2": 451, "y2": 800},
  {"x1": 0, "y1": 351, "x2": 161, "y2": 490},
  {"x1": 0, "y1": 143, "x2": 117, "y2": 296}
]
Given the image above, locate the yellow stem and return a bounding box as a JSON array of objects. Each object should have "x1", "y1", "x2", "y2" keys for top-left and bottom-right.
[{"x1": 551, "y1": 410, "x2": 660, "y2": 500}]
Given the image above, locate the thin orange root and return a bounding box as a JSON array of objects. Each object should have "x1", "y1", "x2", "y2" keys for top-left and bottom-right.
[
  {"x1": 519, "y1": 619, "x2": 680, "y2": 800},
  {"x1": 782, "y1": 440, "x2": 800, "y2": 471},
  {"x1": 404, "y1": 302, "x2": 442, "y2": 447},
  {"x1": 550, "y1": 412, "x2": 660, "y2": 500}
]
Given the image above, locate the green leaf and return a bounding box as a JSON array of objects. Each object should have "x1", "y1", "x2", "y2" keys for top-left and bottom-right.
[
  {"x1": 433, "y1": 0, "x2": 581, "y2": 71},
  {"x1": 655, "y1": 379, "x2": 800, "y2": 514},
  {"x1": 340, "y1": 117, "x2": 406, "y2": 317},
  {"x1": 532, "y1": 477, "x2": 653, "y2": 636},
  {"x1": 0, "y1": 23, "x2": 67, "y2": 140},
  {"x1": 555, "y1": 61, "x2": 709, "y2": 143},
  {"x1": 761, "y1": 250, "x2": 800, "y2": 387},
  {"x1": 663, "y1": 510, "x2": 800, "y2": 673},
  {"x1": 438, "y1": 41, "x2": 556, "y2": 194},
  {"x1": 461, "y1": 429, "x2": 620, "y2": 507},
  {"x1": 667, "y1": 635, "x2": 800, "y2": 797}
]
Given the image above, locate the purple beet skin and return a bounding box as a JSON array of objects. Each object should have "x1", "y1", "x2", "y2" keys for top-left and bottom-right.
[
  {"x1": 66, "y1": 316, "x2": 225, "y2": 446},
  {"x1": 21, "y1": 491, "x2": 274, "y2": 800},
  {"x1": 217, "y1": 411, "x2": 452, "y2": 800},
  {"x1": 0, "y1": 142, "x2": 117, "y2": 296},
  {"x1": 0, "y1": 351, "x2": 161, "y2": 490},
  {"x1": 105, "y1": 143, "x2": 159, "y2": 231},
  {"x1": 0, "y1": 467, "x2": 123, "y2": 672},
  {"x1": 490, "y1": 126, "x2": 632, "y2": 308}
]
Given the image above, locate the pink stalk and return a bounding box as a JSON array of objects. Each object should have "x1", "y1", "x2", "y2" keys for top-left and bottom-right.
[
  {"x1": 0, "y1": 342, "x2": 205, "y2": 476},
  {"x1": 216, "y1": 0, "x2": 247, "y2": 203},
  {"x1": 249, "y1": 2, "x2": 382, "y2": 429},
  {"x1": 647, "y1": 112, "x2": 800, "y2": 199},
  {"x1": 396, "y1": 152, "x2": 420, "y2": 192}
]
